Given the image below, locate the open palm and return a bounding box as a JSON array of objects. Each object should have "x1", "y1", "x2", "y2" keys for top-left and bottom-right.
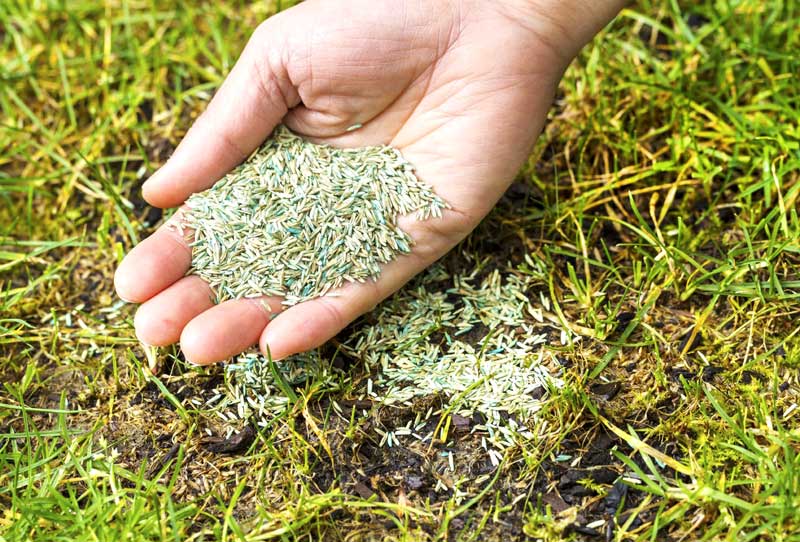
[{"x1": 115, "y1": 0, "x2": 622, "y2": 364}]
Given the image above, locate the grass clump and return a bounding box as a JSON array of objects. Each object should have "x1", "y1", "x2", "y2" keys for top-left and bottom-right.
[{"x1": 183, "y1": 125, "x2": 448, "y2": 305}]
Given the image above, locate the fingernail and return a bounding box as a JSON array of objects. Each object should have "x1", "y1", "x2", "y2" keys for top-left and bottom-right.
[
  {"x1": 181, "y1": 349, "x2": 204, "y2": 367},
  {"x1": 141, "y1": 171, "x2": 161, "y2": 198}
]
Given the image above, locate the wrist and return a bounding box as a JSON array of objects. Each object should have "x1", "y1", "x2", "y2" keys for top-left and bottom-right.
[{"x1": 495, "y1": 0, "x2": 629, "y2": 64}]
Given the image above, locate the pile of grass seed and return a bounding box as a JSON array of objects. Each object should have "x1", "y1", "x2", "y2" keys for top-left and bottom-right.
[{"x1": 182, "y1": 126, "x2": 448, "y2": 305}]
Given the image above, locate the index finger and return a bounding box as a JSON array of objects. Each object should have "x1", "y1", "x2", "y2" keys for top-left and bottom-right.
[{"x1": 114, "y1": 210, "x2": 193, "y2": 303}]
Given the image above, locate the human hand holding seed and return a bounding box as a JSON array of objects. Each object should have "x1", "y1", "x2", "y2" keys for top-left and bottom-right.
[{"x1": 114, "y1": 0, "x2": 626, "y2": 364}]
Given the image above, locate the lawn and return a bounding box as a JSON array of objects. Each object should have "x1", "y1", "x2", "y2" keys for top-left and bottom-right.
[{"x1": 1, "y1": 1, "x2": 799, "y2": 540}]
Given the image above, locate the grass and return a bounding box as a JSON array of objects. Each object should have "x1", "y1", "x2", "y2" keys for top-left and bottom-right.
[{"x1": 1, "y1": 0, "x2": 799, "y2": 540}]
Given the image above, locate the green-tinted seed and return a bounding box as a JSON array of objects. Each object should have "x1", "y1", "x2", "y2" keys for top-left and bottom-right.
[{"x1": 182, "y1": 125, "x2": 448, "y2": 305}]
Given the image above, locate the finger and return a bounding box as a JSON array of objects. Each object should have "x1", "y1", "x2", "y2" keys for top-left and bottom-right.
[
  {"x1": 114, "y1": 211, "x2": 192, "y2": 303},
  {"x1": 283, "y1": 103, "x2": 414, "y2": 149},
  {"x1": 133, "y1": 275, "x2": 215, "y2": 347},
  {"x1": 283, "y1": 106, "x2": 366, "y2": 139},
  {"x1": 142, "y1": 17, "x2": 300, "y2": 208},
  {"x1": 282, "y1": 77, "x2": 425, "y2": 149},
  {"x1": 259, "y1": 283, "x2": 378, "y2": 362},
  {"x1": 180, "y1": 296, "x2": 283, "y2": 365}
]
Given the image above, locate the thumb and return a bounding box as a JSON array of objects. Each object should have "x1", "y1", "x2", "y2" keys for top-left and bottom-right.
[{"x1": 142, "y1": 15, "x2": 300, "y2": 208}]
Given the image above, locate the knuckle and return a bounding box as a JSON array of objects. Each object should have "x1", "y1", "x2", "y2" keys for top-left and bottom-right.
[{"x1": 316, "y1": 297, "x2": 347, "y2": 327}]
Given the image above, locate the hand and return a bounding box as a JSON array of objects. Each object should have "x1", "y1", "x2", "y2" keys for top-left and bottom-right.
[{"x1": 114, "y1": 0, "x2": 625, "y2": 364}]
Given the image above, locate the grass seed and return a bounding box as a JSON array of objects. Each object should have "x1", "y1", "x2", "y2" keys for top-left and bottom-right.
[{"x1": 182, "y1": 125, "x2": 449, "y2": 305}]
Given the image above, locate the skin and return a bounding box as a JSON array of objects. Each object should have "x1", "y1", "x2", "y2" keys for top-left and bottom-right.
[{"x1": 115, "y1": 0, "x2": 628, "y2": 364}]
